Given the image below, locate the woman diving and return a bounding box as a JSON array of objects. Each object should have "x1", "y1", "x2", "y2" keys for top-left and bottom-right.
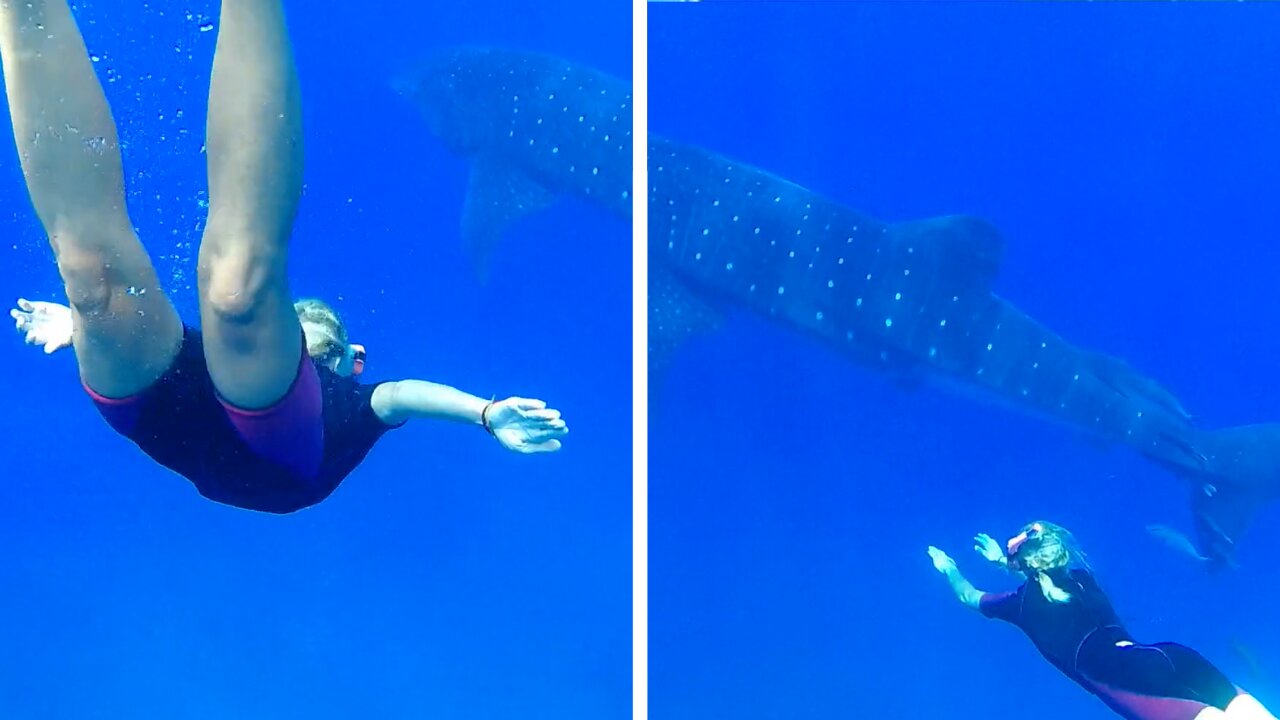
[
  {"x1": 0, "y1": 0, "x2": 566, "y2": 513},
  {"x1": 928, "y1": 522, "x2": 1274, "y2": 719}
]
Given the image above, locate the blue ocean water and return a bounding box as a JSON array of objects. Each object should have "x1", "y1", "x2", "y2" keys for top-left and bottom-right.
[
  {"x1": 0, "y1": 1, "x2": 630, "y2": 717},
  {"x1": 650, "y1": 3, "x2": 1279, "y2": 718}
]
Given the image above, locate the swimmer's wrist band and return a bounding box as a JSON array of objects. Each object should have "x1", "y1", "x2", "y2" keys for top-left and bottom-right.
[{"x1": 481, "y1": 400, "x2": 496, "y2": 436}]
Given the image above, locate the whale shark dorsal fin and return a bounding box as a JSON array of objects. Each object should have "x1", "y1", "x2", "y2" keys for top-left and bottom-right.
[
  {"x1": 461, "y1": 155, "x2": 558, "y2": 281},
  {"x1": 649, "y1": 267, "x2": 723, "y2": 389},
  {"x1": 891, "y1": 214, "x2": 1005, "y2": 286}
]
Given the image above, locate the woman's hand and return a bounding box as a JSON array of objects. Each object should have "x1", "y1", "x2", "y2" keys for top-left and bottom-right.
[
  {"x1": 929, "y1": 545, "x2": 985, "y2": 609},
  {"x1": 928, "y1": 545, "x2": 957, "y2": 574},
  {"x1": 11, "y1": 298, "x2": 72, "y2": 354},
  {"x1": 484, "y1": 397, "x2": 568, "y2": 453},
  {"x1": 974, "y1": 533, "x2": 1006, "y2": 564}
]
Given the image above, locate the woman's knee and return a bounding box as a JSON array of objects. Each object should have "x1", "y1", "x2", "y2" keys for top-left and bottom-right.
[
  {"x1": 50, "y1": 226, "x2": 160, "y2": 317},
  {"x1": 54, "y1": 245, "x2": 117, "y2": 316},
  {"x1": 197, "y1": 241, "x2": 288, "y2": 323}
]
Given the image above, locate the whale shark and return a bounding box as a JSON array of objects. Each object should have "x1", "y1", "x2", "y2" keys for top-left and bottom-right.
[
  {"x1": 393, "y1": 47, "x2": 632, "y2": 278},
  {"x1": 395, "y1": 46, "x2": 1278, "y2": 569}
]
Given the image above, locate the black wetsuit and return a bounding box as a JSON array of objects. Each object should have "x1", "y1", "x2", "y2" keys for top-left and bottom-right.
[
  {"x1": 980, "y1": 569, "x2": 1240, "y2": 719},
  {"x1": 90, "y1": 327, "x2": 403, "y2": 513}
]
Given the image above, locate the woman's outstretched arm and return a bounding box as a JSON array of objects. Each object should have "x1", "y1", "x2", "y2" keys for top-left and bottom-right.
[
  {"x1": 928, "y1": 546, "x2": 985, "y2": 610},
  {"x1": 371, "y1": 380, "x2": 568, "y2": 454}
]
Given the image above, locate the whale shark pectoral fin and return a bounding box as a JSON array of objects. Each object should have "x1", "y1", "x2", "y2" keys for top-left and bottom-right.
[
  {"x1": 649, "y1": 267, "x2": 723, "y2": 388},
  {"x1": 460, "y1": 155, "x2": 558, "y2": 282},
  {"x1": 890, "y1": 214, "x2": 1005, "y2": 286}
]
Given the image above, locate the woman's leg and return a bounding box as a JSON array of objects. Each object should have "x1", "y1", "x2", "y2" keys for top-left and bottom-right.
[
  {"x1": 1078, "y1": 641, "x2": 1240, "y2": 719},
  {"x1": 1226, "y1": 694, "x2": 1278, "y2": 720},
  {"x1": 1155, "y1": 643, "x2": 1246, "y2": 712},
  {"x1": 0, "y1": 0, "x2": 181, "y2": 398},
  {"x1": 196, "y1": 0, "x2": 305, "y2": 410}
]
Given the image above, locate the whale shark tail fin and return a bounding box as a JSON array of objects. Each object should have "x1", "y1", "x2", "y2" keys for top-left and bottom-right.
[
  {"x1": 460, "y1": 155, "x2": 558, "y2": 282},
  {"x1": 1188, "y1": 480, "x2": 1255, "y2": 572},
  {"x1": 1186, "y1": 423, "x2": 1280, "y2": 569}
]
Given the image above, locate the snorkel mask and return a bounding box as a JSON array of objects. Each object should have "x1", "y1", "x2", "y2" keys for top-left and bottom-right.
[
  {"x1": 1006, "y1": 522, "x2": 1045, "y2": 566},
  {"x1": 329, "y1": 343, "x2": 366, "y2": 377}
]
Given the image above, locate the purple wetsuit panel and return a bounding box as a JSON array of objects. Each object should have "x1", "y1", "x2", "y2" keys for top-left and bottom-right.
[
  {"x1": 88, "y1": 384, "x2": 144, "y2": 435},
  {"x1": 1082, "y1": 675, "x2": 1240, "y2": 720},
  {"x1": 217, "y1": 347, "x2": 324, "y2": 481},
  {"x1": 979, "y1": 590, "x2": 1020, "y2": 620}
]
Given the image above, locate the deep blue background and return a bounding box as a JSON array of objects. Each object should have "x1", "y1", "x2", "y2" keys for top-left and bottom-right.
[
  {"x1": 0, "y1": 1, "x2": 630, "y2": 717},
  {"x1": 651, "y1": 3, "x2": 1280, "y2": 718}
]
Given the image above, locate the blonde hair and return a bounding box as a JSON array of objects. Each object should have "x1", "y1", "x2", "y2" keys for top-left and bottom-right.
[
  {"x1": 1016, "y1": 521, "x2": 1089, "y2": 604},
  {"x1": 294, "y1": 298, "x2": 348, "y2": 363}
]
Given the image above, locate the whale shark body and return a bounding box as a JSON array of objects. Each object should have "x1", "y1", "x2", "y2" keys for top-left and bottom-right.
[{"x1": 397, "y1": 47, "x2": 1278, "y2": 568}]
